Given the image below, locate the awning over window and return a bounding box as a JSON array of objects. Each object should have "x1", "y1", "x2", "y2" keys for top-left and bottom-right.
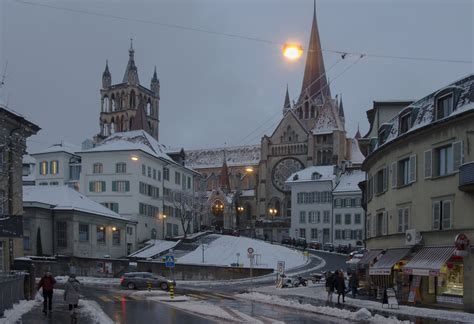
[
  {"x1": 357, "y1": 249, "x2": 383, "y2": 267},
  {"x1": 402, "y1": 246, "x2": 456, "y2": 276},
  {"x1": 369, "y1": 248, "x2": 411, "y2": 275}
]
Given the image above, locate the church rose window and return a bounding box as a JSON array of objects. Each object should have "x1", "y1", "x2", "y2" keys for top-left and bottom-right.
[{"x1": 271, "y1": 158, "x2": 304, "y2": 193}]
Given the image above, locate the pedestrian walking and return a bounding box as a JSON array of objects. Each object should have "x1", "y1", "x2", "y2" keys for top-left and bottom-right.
[
  {"x1": 335, "y1": 270, "x2": 346, "y2": 304},
  {"x1": 64, "y1": 274, "x2": 81, "y2": 315},
  {"x1": 349, "y1": 272, "x2": 359, "y2": 298},
  {"x1": 325, "y1": 271, "x2": 336, "y2": 303},
  {"x1": 37, "y1": 271, "x2": 56, "y2": 315}
]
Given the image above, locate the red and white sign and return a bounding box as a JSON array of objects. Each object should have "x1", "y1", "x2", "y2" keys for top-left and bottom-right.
[
  {"x1": 455, "y1": 233, "x2": 470, "y2": 251},
  {"x1": 247, "y1": 247, "x2": 254, "y2": 255}
]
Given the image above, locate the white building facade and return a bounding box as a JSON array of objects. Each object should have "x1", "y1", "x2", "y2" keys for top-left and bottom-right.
[
  {"x1": 332, "y1": 170, "x2": 365, "y2": 247},
  {"x1": 287, "y1": 166, "x2": 336, "y2": 244}
]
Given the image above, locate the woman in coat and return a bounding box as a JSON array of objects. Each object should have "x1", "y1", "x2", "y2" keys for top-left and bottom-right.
[
  {"x1": 64, "y1": 274, "x2": 80, "y2": 315},
  {"x1": 335, "y1": 270, "x2": 346, "y2": 304}
]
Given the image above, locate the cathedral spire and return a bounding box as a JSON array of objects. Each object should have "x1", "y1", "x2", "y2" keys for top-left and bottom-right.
[
  {"x1": 123, "y1": 38, "x2": 140, "y2": 85},
  {"x1": 102, "y1": 59, "x2": 111, "y2": 88},
  {"x1": 219, "y1": 150, "x2": 230, "y2": 191},
  {"x1": 151, "y1": 65, "x2": 160, "y2": 94},
  {"x1": 354, "y1": 123, "x2": 361, "y2": 139},
  {"x1": 299, "y1": 0, "x2": 330, "y2": 103},
  {"x1": 339, "y1": 94, "x2": 345, "y2": 118},
  {"x1": 283, "y1": 84, "x2": 291, "y2": 114}
]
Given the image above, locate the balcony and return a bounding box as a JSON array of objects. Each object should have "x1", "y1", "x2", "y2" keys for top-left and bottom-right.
[{"x1": 459, "y1": 162, "x2": 474, "y2": 192}]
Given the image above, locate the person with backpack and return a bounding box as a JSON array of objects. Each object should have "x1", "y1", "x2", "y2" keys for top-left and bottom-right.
[
  {"x1": 37, "y1": 271, "x2": 56, "y2": 315},
  {"x1": 64, "y1": 274, "x2": 81, "y2": 315}
]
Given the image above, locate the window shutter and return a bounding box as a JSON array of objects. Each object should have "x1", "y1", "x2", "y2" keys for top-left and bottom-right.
[
  {"x1": 442, "y1": 201, "x2": 452, "y2": 229},
  {"x1": 112, "y1": 181, "x2": 117, "y2": 192},
  {"x1": 409, "y1": 154, "x2": 417, "y2": 183},
  {"x1": 424, "y1": 150, "x2": 432, "y2": 178},
  {"x1": 383, "y1": 167, "x2": 388, "y2": 192},
  {"x1": 49, "y1": 161, "x2": 53, "y2": 174},
  {"x1": 125, "y1": 181, "x2": 130, "y2": 192},
  {"x1": 452, "y1": 141, "x2": 463, "y2": 171},
  {"x1": 382, "y1": 211, "x2": 388, "y2": 235},
  {"x1": 391, "y1": 162, "x2": 397, "y2": 188},
  {"x1": 102, "y1": 181, "x2": 106, "y2": 192},
  {"x1": 404, "y1": 208, "x2": 409, "y2": 232},
  {"x1": 433, "y1": 201, "x2": 440, "y2": 230},
  {"x1": 89, "y1": 182, "x2": 93, "y2": 192},
  {"x1": 397, "y1": 209, "x2": 403, "y2": 233}
]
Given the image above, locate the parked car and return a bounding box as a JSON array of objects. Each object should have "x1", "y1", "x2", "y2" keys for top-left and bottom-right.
[
  {"x1": 295, "y1": 238, "x2": 308, "y2": 248},
  {"x1": 323, "y1": 243, "x2": 334, "y2": 252},
  {"x1": 336, "y1": 245, "x2": 350, "y2": 254},
  {"x1": 281, "y1": 237, "x2": 292, "y2": 245},
  {"x1": 308, "y1": 241, "x2": 321, "y2": 250},
  {"x1": 120, "y1": 272, "x2": 176, "y2": 291}
]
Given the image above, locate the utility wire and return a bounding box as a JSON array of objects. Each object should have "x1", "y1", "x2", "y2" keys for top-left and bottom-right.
[{"x1": 14, "y1": 0, "x2": 472, "y2": 65}]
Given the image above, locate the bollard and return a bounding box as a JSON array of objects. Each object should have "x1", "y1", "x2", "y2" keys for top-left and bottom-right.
[
  {"x1": 147, "y1": 282, "x2": 152, "y2": 292},
  {"x1": 169, "y1": 284, "x2": 174, "y2": 299}
]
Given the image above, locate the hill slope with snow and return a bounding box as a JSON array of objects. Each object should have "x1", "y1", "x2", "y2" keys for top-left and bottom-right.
[{"x1": 178, "y1": 235, "x2": 306, "y2": 270}]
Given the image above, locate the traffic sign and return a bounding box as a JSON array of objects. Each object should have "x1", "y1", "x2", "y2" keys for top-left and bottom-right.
[
  {"x1": 165, "y1": 255, "x2": 175, "y2": 268},
  {"x1": 277, "y1": 261, "x2": 285, "y2": 274},
  {"x1": 247, "y1": 247, "x2": 254, "y2": 255}
]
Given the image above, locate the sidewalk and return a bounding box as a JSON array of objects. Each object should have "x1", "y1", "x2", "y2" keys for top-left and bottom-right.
[{"x1": 21, "y1": 290, "x2": 93, "y2": 324}]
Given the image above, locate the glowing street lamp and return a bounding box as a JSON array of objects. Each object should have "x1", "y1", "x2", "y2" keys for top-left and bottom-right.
[
  {"x1": 237, "y1": 206, "x2": 244, "y2": 213},
  {"x1": 131, "y1": 155, "x2": 139, "y2": 161},
  {"x1": 160, "y1": 214, "x2": 167, "y2": 239},
  {"x1": 269, "y1": 208, "x2": 278, "y2": 217},
  {"x1": 245, "y1": 167, "x2": 254, "y2": 173},
  {"x1": 282, "y1": 43, "x2": 303, "y2": 60}
]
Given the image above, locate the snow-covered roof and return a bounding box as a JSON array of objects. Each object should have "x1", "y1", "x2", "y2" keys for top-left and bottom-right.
[
  {"x1": 32, "y1": 142, "x2": 80, "y2": 156},
  {"x1": 23, "y1": 186, "x2": 130, "y2": 221},
  {"x1": 185, "y1": 145, "x2": 260, "y2": 169},
  {"x1": 349, "y1": 138, "x2": 365, "y2": 164},
  {"x1": 286, "y1": 165, "x2": 335, "y2": 184},
  {"x1": 81, "y1": 130, "x2": 177, "y2": 165},
  {"x1": 373, "y1": 74, "x2": 474, "y2": 152},
  {"x1": 22, "y1": 155, "x2": 36, "y2": 164},
  {"x1": 0, "y1": 104, "x2": 40, "y2": 132},
  {"x1": 311, "y1": 100, "x2": 344, "y2": 134},
  {"x1": 333, "y1": 170, "x2": 365, "y2": 193},
  {"x1": 241, "y1": 189, "x2": 255, "y2": 197},
  {"x1": 129, "y1": 239, "x2": 179, "y2": 258}
]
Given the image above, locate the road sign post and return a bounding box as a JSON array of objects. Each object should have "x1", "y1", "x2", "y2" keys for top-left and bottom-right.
[{"x1": 247, "y1": 247, "x2": 254, "y2": 289}]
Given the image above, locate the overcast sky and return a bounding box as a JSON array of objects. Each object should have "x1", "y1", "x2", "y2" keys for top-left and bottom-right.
[{"x1": 1, "y1": 0, "x2": 472, "y2": 153}]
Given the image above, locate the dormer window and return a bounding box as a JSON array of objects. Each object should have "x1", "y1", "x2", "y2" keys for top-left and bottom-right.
[
  {"x1": 436, "y1": 93, "x2": 454, "y2": 120},
  {"x1": 311, "y1": 172, "x2": 321, "y2": 180},
  {"x1": 399, "y1": 111, "x2": 411, "y2": 134},
  {"x1": 378, "y1": 129, "x2": 386, "y2": 146}
]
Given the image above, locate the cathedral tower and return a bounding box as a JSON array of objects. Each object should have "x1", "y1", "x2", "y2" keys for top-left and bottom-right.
[{"x1": 98, "y1": 40, "x2": 160, "y2": 141}]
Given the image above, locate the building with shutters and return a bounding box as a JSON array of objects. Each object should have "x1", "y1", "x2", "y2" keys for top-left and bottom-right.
[{"x1": 360, "y1": 74, "x2": 474, "y2": 310}]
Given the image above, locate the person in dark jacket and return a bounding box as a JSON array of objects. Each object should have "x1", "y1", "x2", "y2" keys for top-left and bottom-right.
[
  {"x1": 325, "y1": 271, "x2": 336, "y2": 303},
  {"x1": 37, "y1": 271, "x2": 56, "y2": 314},
  {"x1": 349, "y1": 272, "x2": 359, "y2": 298},
  {"x1": 335, "y1": 270, "x2": 346, "y2": 304}
]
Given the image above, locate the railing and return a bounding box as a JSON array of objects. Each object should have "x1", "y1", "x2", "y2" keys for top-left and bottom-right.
[
  {"x1": 459, "y1": 162, "x2": 474, "y2": 192},
  {"x1": 270, "y1": 143, "x2": 307, "y2": 156},
  {"x1": 0, "y1": 272, "x2": 26, "y2": 316}
]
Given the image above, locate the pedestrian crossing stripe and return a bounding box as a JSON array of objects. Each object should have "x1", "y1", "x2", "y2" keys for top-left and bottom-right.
[
  {"x1": 187, "y1": 293, "x2": 207, "y2": 300},
  {"x1": 98, "y1": 295, "x2": 113, "y2": 302},
  {"x1": 212, "y1": 293, "x2": 234, "y2": 300}
]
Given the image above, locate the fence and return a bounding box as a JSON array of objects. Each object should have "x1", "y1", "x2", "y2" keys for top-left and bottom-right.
[{"x1": 0, "y1": 271, "x2": 25, "y2": 317}]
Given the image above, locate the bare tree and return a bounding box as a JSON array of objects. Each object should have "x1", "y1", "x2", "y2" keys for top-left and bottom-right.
[{"x1": 168, "y1": 189, "x2": 194, "y2": 239}]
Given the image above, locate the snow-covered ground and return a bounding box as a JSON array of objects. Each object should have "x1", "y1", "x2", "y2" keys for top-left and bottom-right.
[
  {"x1": 129, "y1": 239, "x2": 179, "y2": 258},
  {"x1": 0, "y1": 300, "x2": 39, "y2": 324},
  {"x1": 178, "y1": 234, "x2": 306, "y2": 269},
  {"x1": 253, "y1": 284, "x2": 474, "y2": 323},
  {"x1": 236, "y1": 292, "x2": 408, "y2": 324},
  {"x1": 55, "y1": 276, "x2": 120, "y2": 287},
  {"x1": 80, "y1": 299, "x2": 115, "y2": 324}
]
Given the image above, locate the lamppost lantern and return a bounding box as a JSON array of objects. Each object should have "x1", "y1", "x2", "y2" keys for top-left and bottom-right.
[
  {"x1": 237, "y1": 206, "x2": 244, "y2": 213},
  {"x1": 269, "y1": 208, "x2": 277, "y2": 217},
  {"x1": 282, "y1": 43, "x2": 303, "y2": 60},
  {"x1": 112, "y1": 227, "x2": 117, "y2": 231}
]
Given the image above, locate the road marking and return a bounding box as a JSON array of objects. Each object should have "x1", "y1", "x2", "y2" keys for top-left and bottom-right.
[
  {"x1": 187, "y1": 293, "x2": 207, "y2": 300},
  {"x1": 127, "y1": 295, "x2": 143, "y2": 301},
  {"x1": 98, "y1": 295, "x2": 113, "y2": 302},
  {"x1": 212, "y1": 293, "x2": 234, "y2": 300}
]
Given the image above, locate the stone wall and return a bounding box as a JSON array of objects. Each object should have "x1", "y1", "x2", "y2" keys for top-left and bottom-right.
[{"x1": 137, "y1": 261, "x2": 273, "y2": 280}]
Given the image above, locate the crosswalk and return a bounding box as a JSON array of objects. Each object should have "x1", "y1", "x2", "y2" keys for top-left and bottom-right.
[{"x1": 96, "y1": 292, "x2": 235, "y2": 303}]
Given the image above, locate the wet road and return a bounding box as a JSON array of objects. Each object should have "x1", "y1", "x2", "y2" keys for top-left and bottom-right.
[{"x1": 81, "y1": 286, "x2": 214, "y2": 324}]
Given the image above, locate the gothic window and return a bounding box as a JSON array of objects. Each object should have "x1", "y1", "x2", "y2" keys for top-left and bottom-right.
[
  {"x1": 298, "y1": 107, "x2": 303, "y2": 119},
  {"x1": 121, "y1": 91, "x2": 126, "y2": 108},
  {"x1": 147, "y1": 99, "x2": 152, "y2": 116},
  {"x1": 310, "y1": 106, "x2": 315, "y2": 118},
  {"x1": 103, "y1": 96, "x2": 109, "y2": 112},
  {"x1": 130, "y1": 90, "x2": 136, "y2": 109},
  {"x1": 111, "y1": 94, "x2": 116, "y2": 111},
  {"x1": 304, "y1": 102, "x2": 309, "y2": 119},
  {"x1": 110, "y1": 118, "x2": 115, "y2": 133}
]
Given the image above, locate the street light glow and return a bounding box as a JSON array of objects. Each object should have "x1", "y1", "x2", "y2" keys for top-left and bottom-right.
[
  {"x1": 283, "y1": 43, "x2": 303, "y2": 60},
  {"x1": 131, "y1": 155, "x2": 139, "y2": 161},
  {"x1": 245, "y1": 167, "x2": 254, "y2": 173}
]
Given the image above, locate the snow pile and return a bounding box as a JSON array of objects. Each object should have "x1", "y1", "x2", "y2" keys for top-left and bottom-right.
[
  {"x1": 80, "y1": 299, "x2": 114, "y2": 324},
  {"x1": 237, "y1": 292, "x2": 408, "y2": 323},
  {"x1": 0, "y1": 299, "x2": 39, "y2": 324},
  {"x1": 178, "y1": 234, "x2": 306, "y2": 269},
  {"x1": 55, "y1": 276, "x2": 120, "y2": 287}
]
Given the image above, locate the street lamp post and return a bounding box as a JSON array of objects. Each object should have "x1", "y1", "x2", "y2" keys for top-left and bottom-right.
[{"x1": 161, "y1": 214, "x2": 167, "y2": 240}]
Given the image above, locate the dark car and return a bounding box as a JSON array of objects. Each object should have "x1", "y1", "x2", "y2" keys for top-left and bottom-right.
[
  {"x1": 295, "y1": 238, "x2": 307, "y2": 248},
  {"x1": 323, "y1": 243, "x2": 334, "y2": 252},
  {"x1": 281, "y1": 237, "x2": 292, "y2": 245},
  {"x1": 120, "y1": 272, "x2": 176, "y2": 291}
]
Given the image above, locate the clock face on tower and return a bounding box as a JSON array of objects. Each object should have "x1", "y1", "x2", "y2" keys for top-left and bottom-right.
[{"x1": 271, "y1": 158, "x2": 304, "y2": 193}]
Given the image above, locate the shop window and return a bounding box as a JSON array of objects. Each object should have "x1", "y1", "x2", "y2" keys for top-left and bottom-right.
[{"x1": 437, "y1": 261, "x2": 463, "y2": 298}]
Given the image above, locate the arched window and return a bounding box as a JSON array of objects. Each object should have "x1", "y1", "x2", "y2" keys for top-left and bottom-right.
[
  {"x1": 110, "y1": 118, "x2": 115, "y2": 134},
  {"x1": 129, "y1": 117, "x2": 134, "y2": 129},
  {"x1": 102, "y1": 96, "x2": 109, "y2": 112},
  {"x1": 121, "y1": 91, "x2": 126, "y2": 108},
  {"x1": 111, "y1": 94, "x2": 116, "y2": 111},
  {"x1": 147, "y1": 99, "x2": 152, "y2": 116},
  {"x1": 304, "y1": 102, "x2": 309, "y2": 119},
  {"x1": 130, "y1": 90, "x2": 136, "y2": 109}
]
